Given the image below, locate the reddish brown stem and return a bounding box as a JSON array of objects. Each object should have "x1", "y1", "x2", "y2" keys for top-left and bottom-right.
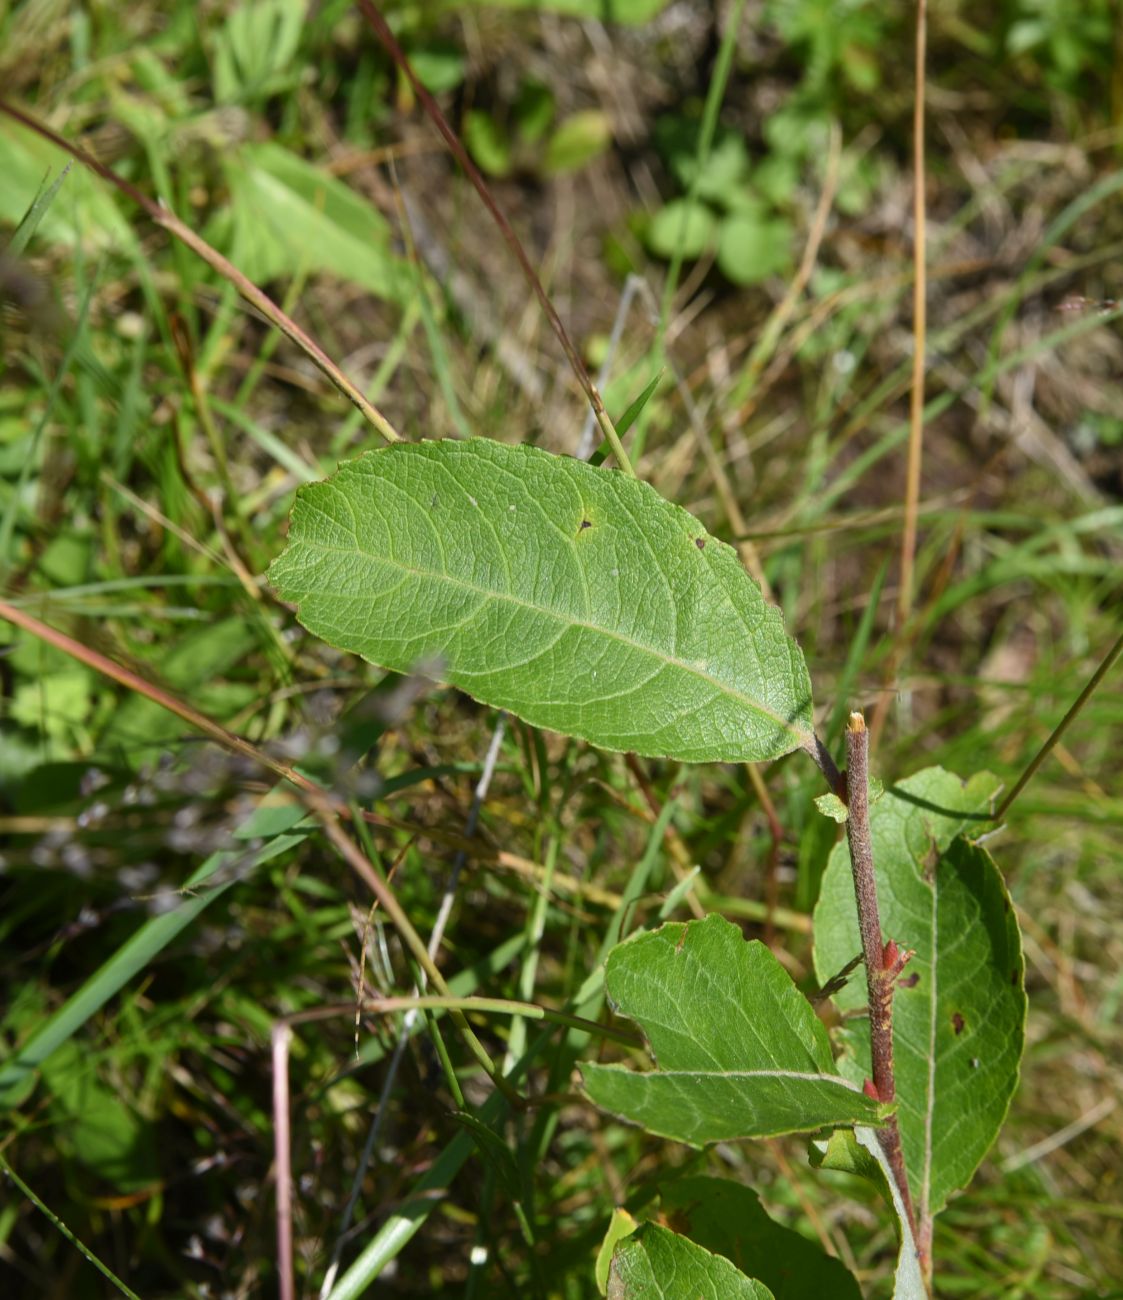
[{"x1": 844, "y1": 713, "x2": 921, "y2": 1259}]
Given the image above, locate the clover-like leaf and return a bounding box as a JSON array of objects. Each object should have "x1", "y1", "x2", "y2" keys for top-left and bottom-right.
[
  {"x1": 268, "y1": 439, "x2": 813, "y2": 763},
  {"x1": 582, "y1": 915, "x2": 885, "y2": 1144}
]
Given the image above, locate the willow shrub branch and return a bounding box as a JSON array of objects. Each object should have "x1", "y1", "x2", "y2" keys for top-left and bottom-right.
[{"x1": 843, "y1": 712, "x2": 921, "y2": 1256}]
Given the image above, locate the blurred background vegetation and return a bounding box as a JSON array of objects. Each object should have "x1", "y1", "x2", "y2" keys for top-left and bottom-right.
[{"x1": 0, "y1": 0, "x2": 1120, "y2": 1296}]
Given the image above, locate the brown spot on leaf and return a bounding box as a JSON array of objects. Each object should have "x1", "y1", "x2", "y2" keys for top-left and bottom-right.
[
  {"x1": 664, "y1": 1206, "x2": 693, "y2": 1236},
  {"x1": 579, "y1": 519, "x2": 592, "y2": 530},
  {"x1": 694, "y1": 537, "x2": 705, "y2": 549},
  {"x1": 1011, "y1": 968, "x2": 1020, "y2": 986},
  {"x1": 952, "y1": 1011, "x2": 966, "y2": 1035}
]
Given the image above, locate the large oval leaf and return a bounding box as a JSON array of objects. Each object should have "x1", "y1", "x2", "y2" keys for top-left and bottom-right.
[
  {"x1": 582, "y1": 915, "x2": 885, "y2": 1144},
  {"x1": 268, "y1": 439, "x2": 813, "y2": 763},
  {"x1": 812, "y1": 769, "x2": 1026, "y2": 1231}
]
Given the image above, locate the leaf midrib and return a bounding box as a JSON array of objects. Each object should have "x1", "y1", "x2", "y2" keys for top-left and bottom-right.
[
  {"x1": 288, "y1": 537, "x2": 810, "y2": 740},
  {"x1": 594, "y1": 1067, "x2": 866, "y2": 1086}
]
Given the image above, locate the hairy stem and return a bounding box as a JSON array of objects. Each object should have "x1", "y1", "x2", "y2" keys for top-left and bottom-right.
[{"x1": 844, "y1": 713, "x2": 921, "y2": 1259}]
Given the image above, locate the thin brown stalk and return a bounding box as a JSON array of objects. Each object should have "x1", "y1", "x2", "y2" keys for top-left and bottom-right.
[
  {"x1": 0, "y1": 597, "x2": 517, "y2": 1104},
  {"x1": 353, "y1": 1, "x2": 634, "y2": 476},
  {"x1": 0, "y1": 599, "x2": 318, "y2": 794},
  {"x1": 897, "y1": 0, "x2": 928, "y2": 634},
  {"x1": 844, "y1": 713, "x2": 921, "y2": 1259},
  {"x1": 993, "y1": 628, "x2": 1123, "y2": 821},
  {"x1": 869, "y1": 0, "x2": 927, "y2": 754},
  {"x1": 0, "y1": 99, "x2": 401, "y2": 444}
]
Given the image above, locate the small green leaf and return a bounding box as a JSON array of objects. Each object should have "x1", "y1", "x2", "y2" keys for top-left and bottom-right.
[
  {"x1": 41, "y1": 1044, "x2": 157, "y2": 1192},
  {"x1": 717, "y1": 213, "x2": 792, "y2": 285},
  {"x1": 647, "y1": 199, "x2": 717, "y2": 259},
  {"x1": 814, "y1": 792, "x2": 849, "y2": 823},
  {"x1": 752, "y1": 157, "x2": 799, "y2": 206},
  {"x1": 220, "y1": 143, "x2": 404, "y2": 300},
  {"x1": 582, "y1": 916, "x2": 884, "y2": 1144},
  {"x1": 615, "y1": 372, "x2": 662, "y2": 438},
  {"x1": 678, "y1": 131, "x2": 752, "y2": 204},
  {"x1": 596, "y1": 1208, "x2": 640, "y2": 1296},
  {"x1": 544, "y1": 110, "x2": 612, "y2": 175},
  {"x1": 406, "y1": 43, "x2": 466, "y2": 94},
  {"x1": 0, "y1": 120, "x2": 136, "y2": 253},
  {"x1": 268, "y1": 439, "x2": 814, "y2": 764},
  {"x1": 463, "y1": 110, "x2": 513, "y2": 178},
  {"x1": 762, "y1": 108, "x2": 830, "y2": 164},
  {"x1": 816, "y1": 778, "x2": 882, "y2": 822},
  {"x1": 609, "y1": 1223, "x2": 775, "y2": 1299},
  {"x1": 6, "y1": 160, "x2": 72, "y2": 257},
  {"x1": 514, "y1": 80, "x2": 555, "y2": 144},
  {"x1": 11, "y1": 670, "x2": 91, "y2": 740},
  {"x1": 813, "y1": 768, "x2": 1026, "y2": 1224},
  {"x1": 212, "y1": 0, "x2": 303, "y2": 103}
]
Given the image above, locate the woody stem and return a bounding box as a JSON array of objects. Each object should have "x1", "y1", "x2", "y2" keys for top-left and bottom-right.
[{"x1": 844, "y1": 712, "x2": 921, "y2": 1258}]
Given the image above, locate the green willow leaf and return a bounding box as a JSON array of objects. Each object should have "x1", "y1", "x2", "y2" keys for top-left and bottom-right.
[
  {"x1": 582, "y1": 916, "x2": 885, "y2": 1144},
  {"x1": 268, "y1": 439, "x2": 813, "y2": 763},
  {"x1": 609, "y1": 1224, "x2": 775, "y2": 1300},
  {"x1": 658, "y1": 1176, "x2": 862, "y2": 1299},
  {"x1": 812, "y1": 768, "x2": 1026, "y2": 1229}
]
